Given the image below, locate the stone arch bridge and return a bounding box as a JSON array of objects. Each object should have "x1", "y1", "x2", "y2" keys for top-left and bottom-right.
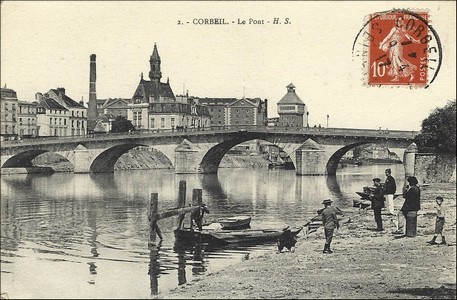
[{"x1": 0, "y1": 126, "x2": 417, "y2": 176}]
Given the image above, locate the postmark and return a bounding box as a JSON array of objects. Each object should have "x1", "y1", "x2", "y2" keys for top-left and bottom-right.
[{"x1": 352, "y1": 9, "x2": 442, "y2": 88}]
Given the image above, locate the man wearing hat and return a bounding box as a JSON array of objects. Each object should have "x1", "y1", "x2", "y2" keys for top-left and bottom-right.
[
  {"x1": 384, "y1": 169, "x2": 397, "y2": 215},
  {"x1": 370, "y1": 178, "x2": 385, "y2": 231},
  {"x1": 191, "y1": 203, "x2": 210, "y2": 231},
  {"x1": 321, "y1": 199, "x2": 339, "y2": 254}
]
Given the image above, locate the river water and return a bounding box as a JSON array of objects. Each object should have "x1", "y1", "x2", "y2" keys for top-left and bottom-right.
[{"x1": 1, "y1": 164, "x2": 404, "y2": 299}]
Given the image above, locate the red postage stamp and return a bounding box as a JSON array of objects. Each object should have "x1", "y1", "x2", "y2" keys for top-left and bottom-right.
[{"x1": 353, "y1": 9, "x2": 442, "y2": 88}]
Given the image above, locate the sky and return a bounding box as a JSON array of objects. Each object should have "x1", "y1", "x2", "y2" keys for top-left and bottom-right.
[{"x1": 1, "y1": 1, "x2": 455, "y2": 131}]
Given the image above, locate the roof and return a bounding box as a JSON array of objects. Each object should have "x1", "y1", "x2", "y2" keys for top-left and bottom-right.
[
  {"x1": 132, "y1": 79, "x2": 175, "y2": 103},
  {"x1": 277, "y1": 83, "x2": 305, "y2": 105},
  {"x1": 1, "y1": 88, "x2": 18, "y2": 99},
  {"x1": 39, "y1": 97, "x2": 68, "y2": 111},
  {"x1": 98, "y1": 98, "x2": 131, "y2": 108},
  {"x1": 49, "y1": 89, "x2": 85, "y2": 108},
  {"x1": 194, "y1": 97, "x2": 238, "y2": 105}
]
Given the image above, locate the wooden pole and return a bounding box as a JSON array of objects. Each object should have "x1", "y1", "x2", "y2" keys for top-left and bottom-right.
[
  {"x1": 149, "y1": 193, "x2": 158, "y2": 247},
  {"x1": 176, "y1": 180, "x2": 186, "y2": 230}
]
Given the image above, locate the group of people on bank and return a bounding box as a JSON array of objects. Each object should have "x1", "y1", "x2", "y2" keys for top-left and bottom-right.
[{"x1": 278, "y1": 168, "x2": 448, "y2": 255}]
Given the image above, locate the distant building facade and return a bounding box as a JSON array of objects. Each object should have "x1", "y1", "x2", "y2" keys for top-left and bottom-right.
[
  {"x1": 17, "y1": 100, "x2": 37, "y2": 137},
  {"x1": 277, "y1": 83, "x2": 308, "y2": 127},
  {"x1": 35, "y1": 93, "x2": 70, "y2": 137},
  {"x1": 0, "y1": 87, "x2": 18, "y2": 139},
  {"x1": 44, "y1": 88, "x2": 87, "y2": 136},
  {"x1": 195, "y1": 97, "x2": 268, "y2": 127},
  {"x1": 97, "y1": 98, "x2": 131, "y2": 118}
]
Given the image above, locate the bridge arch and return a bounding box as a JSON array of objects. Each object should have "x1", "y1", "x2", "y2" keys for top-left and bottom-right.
[
  {"x1": 198, "y1": 137, "x2": 299, "y2": 174},
  {"x1": 325, "y1": 142, "x2": 405, "y2": 176},
  {"x1": 1, "y1": 150, "x2": 74, "y2": 170},
  {"x1": 89, "y1": 143, "x2": 174, "y2": 173}
]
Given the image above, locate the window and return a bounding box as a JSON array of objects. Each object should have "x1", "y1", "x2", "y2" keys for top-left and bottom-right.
[
  {"x1": 64, "y1": 119, "x2": 67, "y2": 126},
  {"x1": 150, "y1": 118, "x2": 155, "y2": 128},
  {"x1": 171, "y1": 118, "x2": 175, "y2": 127},
  {"x1": 161, "y1": 118, "x2": 165, "y2": 128}
]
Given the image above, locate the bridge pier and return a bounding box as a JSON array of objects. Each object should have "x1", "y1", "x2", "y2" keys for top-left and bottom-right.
[
  {"x1": 296, "y1": 148, "x2": 327, "y2": 175},
  {"x1": 175, "y1": 139, "x2": 203, "y2": 174},
  {"x1": 74, "y1": 144, "x2": 91, "y2": 173},
  {"x1": 403, "y1": 143, "x2": 418, "y2": 178},
  {"x1": 295, "y1": 139, "x2": 329, "y2": 175}
]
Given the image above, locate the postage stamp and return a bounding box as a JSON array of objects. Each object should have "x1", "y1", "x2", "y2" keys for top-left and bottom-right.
[{"x1": 352, "y1": 9, "x2": 442, "y2": 88}]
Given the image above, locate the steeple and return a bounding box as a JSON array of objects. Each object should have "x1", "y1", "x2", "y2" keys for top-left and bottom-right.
[{"x1": 149, "y1": 43, "x2": 162, "y2": 82}]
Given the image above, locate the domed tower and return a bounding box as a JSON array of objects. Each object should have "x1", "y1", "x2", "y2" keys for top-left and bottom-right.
[{"x1": 277, "y1": 83, "x2": 307, "y2": 127}]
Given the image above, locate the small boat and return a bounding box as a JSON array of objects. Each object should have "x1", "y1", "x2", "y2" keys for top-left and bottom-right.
[
  {"x1": 175, "y1": 227, "x2": 302, "y2": 246},
  {"x1": 218, "y1": 215, "x2": 251, "y2": 229}
]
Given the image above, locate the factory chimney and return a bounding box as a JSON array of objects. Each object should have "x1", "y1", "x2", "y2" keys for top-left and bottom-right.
[{"x1": 88, "y1": 54, "x2": 97, "y2": 121}]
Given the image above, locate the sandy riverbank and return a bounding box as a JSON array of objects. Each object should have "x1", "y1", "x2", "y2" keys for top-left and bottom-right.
[{"x1": 164, "y1": 183, "x2": 456, "y2": 299}]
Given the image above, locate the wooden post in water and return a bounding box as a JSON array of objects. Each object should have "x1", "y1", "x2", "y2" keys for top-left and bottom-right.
[
  {"x1": 176, "y1": 180, "x2": 187, "y2": 230},
  {"x1": 148, "y1": 193, "x2": 163, "y2": 246}
]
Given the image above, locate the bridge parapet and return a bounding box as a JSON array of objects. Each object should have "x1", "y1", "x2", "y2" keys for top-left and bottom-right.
[{"x1": 1, "y1": 125, "x2": 417, "y2": 148}]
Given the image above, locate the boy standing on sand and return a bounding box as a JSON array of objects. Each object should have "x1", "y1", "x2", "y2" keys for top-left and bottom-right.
[{"x1": 426, "y1": 196, "x2": 447, "y2": 245}]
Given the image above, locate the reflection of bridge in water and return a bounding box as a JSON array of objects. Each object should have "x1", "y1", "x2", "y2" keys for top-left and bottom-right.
[{"x1": 1, "y1": 125, "x2": 417, "y2": 175}]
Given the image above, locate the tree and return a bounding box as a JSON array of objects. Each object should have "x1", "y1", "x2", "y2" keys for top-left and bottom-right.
[
  {"x1": 111, "y1": 116, "x2": 135, "y2": 133},
  {"x1": 414, "y1": 100, "x2": 456, "y2": 154}
]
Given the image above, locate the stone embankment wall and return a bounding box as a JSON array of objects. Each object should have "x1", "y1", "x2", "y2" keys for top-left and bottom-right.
[
  {"x1": 219, "y1": 155, "x2": 270, "y2": 168},
  {"x1": 415, "y1": 153, "x2": 456, "y2": 183}
]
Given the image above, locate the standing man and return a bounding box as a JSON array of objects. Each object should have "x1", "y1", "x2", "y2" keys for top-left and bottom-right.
[
  {"x1": 321, "y1": 199, "x2": 339, "y2": 254},
  {"x1": 370, "y1": 178, "x2": 385, "y2": 231},
  {"x1": 393, "y1": 176, "x2": 421, "y2": 235},
  {"x1": 384, "y1": 168, "x2": 397, "y2": 215}
]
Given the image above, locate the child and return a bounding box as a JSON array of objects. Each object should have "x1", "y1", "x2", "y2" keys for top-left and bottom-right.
[{"x1": 426, "y1": 196, "x2": 446, "y2": 245}]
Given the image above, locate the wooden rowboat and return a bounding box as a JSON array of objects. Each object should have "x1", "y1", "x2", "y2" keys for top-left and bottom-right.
[
  {"x1": 175, "y1": 227, "x2": 302, "y2": 246},
  {"x1": 218, "y1": 215, "x2": 251, "y2": 229}
]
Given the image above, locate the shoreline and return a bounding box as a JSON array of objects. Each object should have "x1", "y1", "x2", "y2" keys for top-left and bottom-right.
[{"x1": 163, "y1": 183, "x2": 456, "y2": 299}]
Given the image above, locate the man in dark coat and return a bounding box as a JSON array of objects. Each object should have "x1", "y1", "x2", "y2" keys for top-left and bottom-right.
[
  {"x1": 370, "y1": 178, "x2": 385, "y2": 231},
  {"x1": 384, "y1": 168, "x2": 397, "y2": 215},
  {"x1": 321, "y1": 199, "x2": 339, "y2": 254},
  {"x1": 393, "y1": 176, "x2": 421, "y2": 234}
]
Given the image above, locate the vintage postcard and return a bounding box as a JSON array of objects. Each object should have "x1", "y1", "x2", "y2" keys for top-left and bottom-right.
[{"x1": 1, "y1": 1, "x2": 455, "y2": 299}]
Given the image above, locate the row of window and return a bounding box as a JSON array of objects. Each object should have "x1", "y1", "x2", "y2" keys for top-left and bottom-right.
[
  {"x1": 71, "y1": 110, "x2": 85, "y2": 117},
  {"x1": 2, "y1": 103, "x2": 17, "y2": 110}
]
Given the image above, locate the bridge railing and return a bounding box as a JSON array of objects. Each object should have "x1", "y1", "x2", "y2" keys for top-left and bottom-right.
[{"x1": 1, "y1": 125, "x2": 417, "y2": 147}]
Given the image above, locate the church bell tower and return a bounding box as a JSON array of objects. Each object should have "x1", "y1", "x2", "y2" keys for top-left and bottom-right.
[{"x1": 149, "y1": 43, "x2": 162, "y2": 83}]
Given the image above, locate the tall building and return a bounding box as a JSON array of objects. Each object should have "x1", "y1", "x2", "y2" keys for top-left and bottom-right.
[
  {"x1": 128, "y1": 44, "x2": 210, "y2": 130},
  {"x1": 44, "y1": 88, "x2": 87, "y2": 136},
  {"x1": 35, "y1": 93, "x2": 70, "y2": 137},
  {"x1": 0, "y1": 87, "x2": 18, "y2": 140},
  {"x1": 17, "y1": 100, "x2": 37, "y2": 137},
  {"x1": 277, "y1": 83, "x2": 308, "y2": 127}
]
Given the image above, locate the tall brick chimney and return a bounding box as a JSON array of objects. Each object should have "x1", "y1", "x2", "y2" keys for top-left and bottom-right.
[{"x1": 88, "y1": 54, "x2": 97, "y2": 121}]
